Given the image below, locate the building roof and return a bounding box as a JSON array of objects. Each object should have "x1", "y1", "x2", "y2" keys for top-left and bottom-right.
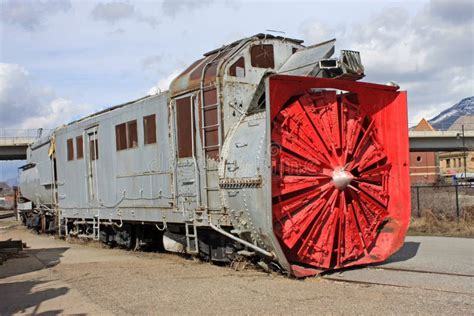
[
  {"x1": 448, "y1": 115, "x2": 474, "y2": 131},
  {"x1": 413, "y1": 118, "x2": 435, "y2": 131}
]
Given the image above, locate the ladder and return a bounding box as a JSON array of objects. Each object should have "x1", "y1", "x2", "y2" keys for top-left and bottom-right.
[
  {"x1": 199, "y1": 46, "x2": 234, "y2": 210},
  {"x1": 92, "y1": 214, "x2": 100, "y2": 241},
  {"x1": 185, "y1": 219, "x2": 199, "y2": 254}
]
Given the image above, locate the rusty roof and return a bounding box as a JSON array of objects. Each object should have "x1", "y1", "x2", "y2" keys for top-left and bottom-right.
[{"x1": 169, "y1": 33, "x2": 304, "y2": 98}]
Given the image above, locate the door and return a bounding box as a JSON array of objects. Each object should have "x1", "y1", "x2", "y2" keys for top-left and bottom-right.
[
  {"x1": 173, "y1": 95, "x2": 200, "y2": 216},
  {"x1": 85, "y1": 126, "x2": 99, "y2": 201}
]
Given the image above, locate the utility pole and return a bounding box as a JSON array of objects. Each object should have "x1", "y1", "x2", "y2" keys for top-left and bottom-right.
[{"x1": 462, "y1": 124, "x2": 467, "y2": 180}]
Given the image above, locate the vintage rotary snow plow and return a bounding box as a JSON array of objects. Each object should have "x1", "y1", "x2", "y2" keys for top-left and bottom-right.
[{"x1": 269, "y1": 75, "x2": 410, "y2": 276}]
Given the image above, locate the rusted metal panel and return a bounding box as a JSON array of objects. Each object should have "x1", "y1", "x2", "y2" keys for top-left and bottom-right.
[
  {"x1": 127, "y1": 120, "x2": 138, "y2": 148},
  {"x1": 202, "y1": 88, "x2": 219, "y2": 159},
  {"x1": 176, "y1": 97, "x2": 193, "y2": 158},
  {"x1": 229, "y1": 57, "x2": 245, "y2": 77},
  {"x1": 250, "y1": 44, "x2": 275, "y2": 68},
  {"x1": 170, "y1": 46, "x2": 235, "y2": 98},
  {"x1": 115, "y1": 120, "x2": 138, "y2": 150},
  {"x1": 115, "y1": 123, "x2": 127, "y2": 150},
  {"x1": 76, "y1": 135, "x2": 83, "y2": 159},
  {"x1": 143, "y1": 114, "x2": 156, "y2": 145},
  {"x1": 67, "y1": 138, "x2": 74, "y2": 161}
]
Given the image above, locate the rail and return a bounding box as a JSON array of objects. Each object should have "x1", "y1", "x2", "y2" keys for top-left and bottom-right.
[{"x1": 0, "y1": 129, "x2": 50, "y2": 146}]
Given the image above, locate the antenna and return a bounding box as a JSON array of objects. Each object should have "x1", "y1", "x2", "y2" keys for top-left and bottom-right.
[{"x1": 266, "y1": 29, "x2": 286, "y2": 35}]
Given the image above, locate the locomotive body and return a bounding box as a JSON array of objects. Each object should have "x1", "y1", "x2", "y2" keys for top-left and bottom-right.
[{"x1": 19, "y1": 34, "x2": 410, "y2": 276}]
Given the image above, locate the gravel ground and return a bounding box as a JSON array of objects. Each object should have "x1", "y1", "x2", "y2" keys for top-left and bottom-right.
[{"x1": 1, "y1": 223, "x2": 472, "y2": 315}]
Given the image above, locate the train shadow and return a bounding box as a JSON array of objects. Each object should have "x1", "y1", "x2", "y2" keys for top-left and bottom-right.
[
  {"x1": 0, "y1": 247, "x2": 69, "y2": 279},
  {"x1": 377, "y1": 241, "x2": 421, "y2": 265},
  {"x1": 0, "y1": 279, "x2": 68, "y2": 315},
  {"x1": 323, "y1": 241, "x2": 421, "y2": 276}
]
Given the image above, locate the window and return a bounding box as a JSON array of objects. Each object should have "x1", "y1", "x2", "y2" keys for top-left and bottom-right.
[
  {"x1": 76, "y1": 136, "x2": 83, "y2": 159},
  {"x1": 176, "y1": 97, "x2": 193, "y2": 158},
  {"x1": 67, "y1": 138, "x2": 74, "y2": 161},
  {"x1": 250, "y1": 44, "x2": 274, "y2": 68},
  {"x1": 116, "y1": 123, "x2": 127, "y2": 150},
  {"x1": 416, "y1": 156, "x2": 422, "y2": 162},
  {"x1": 143, "y1": 114, "x2": 157, "y2": 145},
  {"x1": 115, "y1": 120, "x2": 138, "y2": 151},
  {"x1": 229, "y1": 57, "x2": 245, "y2": 77},
  {"x1": 446, "y1": 159, "x2": 450, "y2": 168},
  {"x1": 128, "y1": 120, "x2": 138, "y2": 148},
  {"x1": 90, "y1": 139, "x2": 98, "y2": 160}
]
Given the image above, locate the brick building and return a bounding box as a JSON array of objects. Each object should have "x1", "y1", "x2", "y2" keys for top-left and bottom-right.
[
  {"x1": 438, "y1": 115, "x2": 474, "y2": 180},
  {"x1": 409, "y1": 119, "x2": 439, "y2": 184}
]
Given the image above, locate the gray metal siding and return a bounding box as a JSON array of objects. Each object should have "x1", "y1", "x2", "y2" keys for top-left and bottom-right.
[{"x1": 56, "y1": 93, "x2": 174, "y2": 219}]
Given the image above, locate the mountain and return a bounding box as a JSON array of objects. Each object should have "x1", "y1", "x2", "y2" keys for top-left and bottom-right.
[{"x1": 428, "y1": 96, "x2": 474, "y2": 130}]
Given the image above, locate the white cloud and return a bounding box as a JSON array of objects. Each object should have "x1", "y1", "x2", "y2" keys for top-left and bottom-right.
[
  {"x1": 91, "y1": 2, "x2": 134, "y2": 23},
  {"x1": 300, "y1": 0, "x2": 474, "y2": 122},
  {"x1": 428, "y1": 0, "x2": 474, "y2": 25},
  {"x1": 147, "y1": 69, "x2": 183, "y2": 95},
  {"x1": 0, "y1": 63, "x2": 95, "y2": 130},
  {"x1": 298, "y1": 20, "x2": 334, "y2": 44},
  {"x1": 20, "y1": 97, "x2": 95, "y2": 129},
  {"x1": 142, "y1": 54, "x2": 163, "y2": 71},
  {"x1": 162, "y1": 0, "x2": 213, "y2": 17},
  {"x1": 0, "y1": 0, "x2": 71, "y2": 31},
  {"x1": 91, "y1": 1, "x2": 159, "y2": 28}
]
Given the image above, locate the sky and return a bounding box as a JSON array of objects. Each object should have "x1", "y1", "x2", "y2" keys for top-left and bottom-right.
[{"x1": 0, "y1": 0, "x2": 473, "y2": 181}]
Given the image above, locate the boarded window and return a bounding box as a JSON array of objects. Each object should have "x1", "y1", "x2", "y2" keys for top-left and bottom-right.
[
  {"x1": 143, "y1": 114, "x2": 157, "y2": 145},
  {"x1": 176, "y1": 97, "x2": 193, "y2": 158},
  {"x1": 67, "y1": 138, "x2": 74, "y2": 161},
  {"x1": 90, "y1": 139, "x2": 98, "y2": 160},
  {"x1": 115, "y1": 120, "x2": 138, "y2": 150},
  {"x1": 76, "y1": 136, "x2": 83, "y2": 159},
  {"x1": 128, "y1": 120, "x2": 138, "y2": 148},
  {"x1": 116, "y1": 123, "x2": 127, "y2": 150},
  {"x1": 250, "y1": 44, "x2": 274, "y2": 68},
  {"x1": 229, "y1": 57, "x2": 245, "y2": 77}
]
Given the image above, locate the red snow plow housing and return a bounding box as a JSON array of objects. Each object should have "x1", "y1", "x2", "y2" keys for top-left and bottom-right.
[{"x1": 269, "y1": 75, "x2": 410, "y2": 275}]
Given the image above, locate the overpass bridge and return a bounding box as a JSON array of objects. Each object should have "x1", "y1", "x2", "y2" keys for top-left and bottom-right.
[
  {"x1": 409, "y1": 130, "x2": 474, "y2": 152},
  {"x1": 0, "y1": 128, "x2": 473, "y2": 161},
  {"x1": 0, "y1": 129, "x2": 44, "y2": 160}
]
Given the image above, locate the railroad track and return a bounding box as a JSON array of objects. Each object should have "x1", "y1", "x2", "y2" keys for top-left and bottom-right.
[
  {"x1": 323, "y1": 266, "x2": 474, "y2": 296},
  {"x1": 371, "y1": 266, "x2": 474, "y2": 278},
  {"x1": 0, "y1": 212, "x2": 15, "y2": 219}
]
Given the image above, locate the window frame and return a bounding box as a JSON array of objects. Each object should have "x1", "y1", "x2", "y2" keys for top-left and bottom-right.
[
  {"x1": 67, "y1": 138, "x2": 74, "y2": 161},
  {"x1": 90, "y1": 138, "x2": 99, "y2": 160},
  {"x1": 250, "y1": 44, "x2": 275, "y2": 69},
  {"x1": 228, "y1": 56, "x2": 246, "y2": 78},
  {"x1": 175, "y1": 97, "x2": 193, "y2": 158},
  {"x1": 115, "y1": 119, "x2": 139, "y2": 151},
  {"x1": 143, "y1": 114, "x2": 157, "y2": 145},
  {"x1": 76, "y1": 135, "x2": 84, "y2": 159}
]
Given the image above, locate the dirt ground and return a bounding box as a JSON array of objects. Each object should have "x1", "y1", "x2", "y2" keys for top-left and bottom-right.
[{"x1": 1, "y1": 222, "x2": 472, "y2": 315}]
